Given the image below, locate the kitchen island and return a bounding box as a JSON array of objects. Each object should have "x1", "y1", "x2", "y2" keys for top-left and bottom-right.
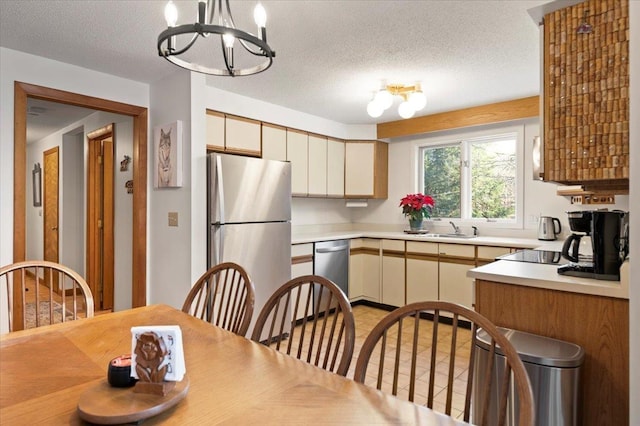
[{"x1": 468, "y1": 260, "x2": 629, "y2": 426}]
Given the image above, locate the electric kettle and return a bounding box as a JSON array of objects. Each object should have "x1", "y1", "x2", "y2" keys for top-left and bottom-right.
[{"x1": 538, "y1": 216, "x2": 562, "y2": 241}]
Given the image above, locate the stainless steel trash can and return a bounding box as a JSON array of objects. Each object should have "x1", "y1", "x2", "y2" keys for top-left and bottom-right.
[{"x1": 472, "y1": 327, "x2": 584, "y2": 426}]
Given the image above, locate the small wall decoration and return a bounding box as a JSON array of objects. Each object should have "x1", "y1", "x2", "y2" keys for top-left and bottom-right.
[
  {"x1": 120, "y1": 155, "x2": 131, "y2": 172},
  {"x1": 32, "y1": 163, "x2": 42, "y2": 207},
  {"x1": 154, "y1": 121, "x2": 183, "y2": 188},
  {"x1": 125, "y1": 180, "x2": 134, "y2": 194}
]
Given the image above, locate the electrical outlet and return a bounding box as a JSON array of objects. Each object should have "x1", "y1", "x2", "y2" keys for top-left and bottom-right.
[{"x1": 168, "y1": 212, "x2": 178, "y2": 227}]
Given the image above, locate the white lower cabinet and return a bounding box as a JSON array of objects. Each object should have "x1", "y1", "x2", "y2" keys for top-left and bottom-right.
[
  {"x1": 438, "y1": 243, "x2": 475, "y2": 309},
  {"x1": 349, "y1": 238, "x2": 380, "y2": 302},
  {"x1": 291, "y1": 243, "x2": 313, "y2": 320},
  {"x1": 406, "y1": 241, "x2": 439, "y2": 304},
  {"x1": 381, "y1": 239, "x2": 405, "y2": 307}
]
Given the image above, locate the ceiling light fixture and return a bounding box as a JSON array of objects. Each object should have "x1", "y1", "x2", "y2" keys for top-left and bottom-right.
[
  {"x1": 157, "y1": 0, "x2": 276, "y2": 77},
  {"x1": 367, "y1": 83, "x2": 426, "y2": 119}
]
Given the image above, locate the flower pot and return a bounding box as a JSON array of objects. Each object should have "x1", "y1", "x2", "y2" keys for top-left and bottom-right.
[{"x1": 409, "y1": 218, "x2": 424, "y2": 231}]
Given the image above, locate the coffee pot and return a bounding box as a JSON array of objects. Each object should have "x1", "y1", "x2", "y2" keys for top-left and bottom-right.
[{"x1": 538, "y1": 216, "x2": 562, "y2": 241}]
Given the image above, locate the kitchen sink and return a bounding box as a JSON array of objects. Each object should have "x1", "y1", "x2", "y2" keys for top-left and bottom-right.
[{"x1": 420, "y1": 233, "x2": 477, "y2": 239}]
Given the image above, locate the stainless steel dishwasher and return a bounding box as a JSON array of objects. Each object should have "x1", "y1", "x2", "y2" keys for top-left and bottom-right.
[{"x1": 314, "y1": 240, "x2": 350, "y2": 312}]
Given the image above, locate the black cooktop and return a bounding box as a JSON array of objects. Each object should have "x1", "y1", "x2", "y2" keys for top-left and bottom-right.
[{"x1": 498, "y1": 249, "x2": 567, "y2": 265}]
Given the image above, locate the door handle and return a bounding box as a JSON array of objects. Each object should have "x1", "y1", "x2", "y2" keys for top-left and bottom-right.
[
  {"x1": 51, "y1": 226, "x2": 58, "y2": 231},
  {"x1": 315, "y1": 245, "x2": 349, "y2": 253}
]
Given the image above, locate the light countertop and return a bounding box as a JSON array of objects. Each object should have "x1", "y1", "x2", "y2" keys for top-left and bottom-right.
[
  {"x1": 468, "y1": 259, "x2": 629, "y2": 299},
  {"x1": 292, "y1": 230, "x2": 551, "y2": 249}
]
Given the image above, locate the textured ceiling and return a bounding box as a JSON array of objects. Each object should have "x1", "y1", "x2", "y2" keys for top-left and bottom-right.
[{"x1": 1, "y1": 0, "x2": 549, "y2": 127}]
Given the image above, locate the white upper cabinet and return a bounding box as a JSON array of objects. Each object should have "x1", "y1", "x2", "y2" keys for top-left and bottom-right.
[
  {"x1": 307, "y1": 134, "x2": 328, "y2": 197},
  {"x1": 327, "y1": 138, "x2": 345, "y2": 197},
  {"x1": 345, "y1": 141, "x2": 388, "y2": 199},
  {"x1": 262, "y1": 124, "x2": 287, "y2": 161},
  {"x1": 286, "y1": 129, "x2": 308, "y2": 196},
  {"x1": 225, "y1": 115, "x2": 261, "y2": 156},
  {"x1": 206, "y1": 110, "x2": 225, "y2": 151}
]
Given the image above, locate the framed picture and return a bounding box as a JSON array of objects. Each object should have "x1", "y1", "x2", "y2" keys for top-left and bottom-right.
[
  {"x1": 32, "y1": 163, "x2": 42, "y2": 207},
  {"x1": 154, "y1": 120, "x2": 183, "y2": 188}
]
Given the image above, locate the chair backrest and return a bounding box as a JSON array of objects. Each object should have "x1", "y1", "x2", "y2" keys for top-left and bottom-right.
[
  {"x1": 250, "y1": 275, "x2": 356, "y2": 376},
  {"x1": 353, "y1": 301, "x2": 534, "y2": 426},
  {"x1": 0, "y1": 260, "x2": 95, "y2": 332},
  {"x1": 182, "y1": 262, "x2": 255, "y2": 336}
]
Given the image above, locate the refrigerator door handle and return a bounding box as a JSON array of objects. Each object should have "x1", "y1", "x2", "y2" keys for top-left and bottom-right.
[
  {"x1": 211, "y1": 223, "x2": 224, "y2": 267},
  {"x1": 216, "y1": 155, "x2": 226, "y2": 225}
]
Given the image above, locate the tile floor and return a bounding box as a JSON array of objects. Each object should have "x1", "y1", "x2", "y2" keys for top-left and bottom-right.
[{"x1": 286, "y1": 304, "x2": 473, "y2": 421}]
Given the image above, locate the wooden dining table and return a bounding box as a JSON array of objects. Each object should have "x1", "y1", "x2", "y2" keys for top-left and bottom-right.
[{"x1": 1, "y1": 304, "x2": 466, "y2": 425}]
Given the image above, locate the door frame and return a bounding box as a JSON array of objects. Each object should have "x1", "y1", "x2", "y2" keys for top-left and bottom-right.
[{"x1": 13, "y1": 81, "x2": 148, "y2": 307}]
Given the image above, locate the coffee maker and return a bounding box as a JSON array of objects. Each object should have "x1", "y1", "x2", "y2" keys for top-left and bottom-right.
[{"x1": 559, "y1": 210, "x2": 629, "y2": 280}]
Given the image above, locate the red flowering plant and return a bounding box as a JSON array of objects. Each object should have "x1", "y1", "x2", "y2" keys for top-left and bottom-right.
[{"x1": 399, "y1": 193, "x2": 435, "y2": 222}]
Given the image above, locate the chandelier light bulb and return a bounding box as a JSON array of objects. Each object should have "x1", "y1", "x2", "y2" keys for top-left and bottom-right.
[
  {"x1": 223, "y1": 32, "x2": 236, "y2": 48},
  {"x1": 398, "y1": 101, "x2": 416, "y2": 119},
  {"x1": 409, "y1": 91, "x2": 427, "y2": 111},
  {"x1": 254, "y1": 3, "x2": 267, "y2": 28},
  {"x1": 164, "y1": 0, "x2": 178, "y2": 27},
  {"x1": 375, "y1": 89, "x2": 394, "y2": 110},
  {"x1": 367, "y1": 100, "x2": 384, "y2": 118}
]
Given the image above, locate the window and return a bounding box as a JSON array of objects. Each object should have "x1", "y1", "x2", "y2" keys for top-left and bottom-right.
[{"x1": 419, "y1": 127, "x2": 523, "y2": 224}]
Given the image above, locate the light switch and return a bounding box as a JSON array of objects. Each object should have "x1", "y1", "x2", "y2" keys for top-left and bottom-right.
[{"x1": 168, "y1": 212, "x2": 178, "y2": 227}]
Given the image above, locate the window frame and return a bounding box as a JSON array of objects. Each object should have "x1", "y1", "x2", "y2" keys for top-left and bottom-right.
[{"x1": 417, "y1": 124, "x2": 525, "y2": 229}]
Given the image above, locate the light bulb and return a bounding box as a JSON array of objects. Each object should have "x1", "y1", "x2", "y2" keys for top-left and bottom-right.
[
  {"x1": 375, "y1": 89, "x2": 393, "y2": 110},
  {"x1": 164, "y1": 0, "x2": 178, "y2": 27},
  {"x1": 254, "y1": 3, "x2": 267, "y2": 27},
  {"x1": 398, "y1": 101, "x2": 416, "y2": 119},
  {"x1": 409, "y1": 91, "x2": 426, "y2": 111},
  {"x1": 223, "y1": 32, "x2": 236, "y2": 48},
  {"x1": 367, "y1": 100, "x2": 384, "y2": 118}
]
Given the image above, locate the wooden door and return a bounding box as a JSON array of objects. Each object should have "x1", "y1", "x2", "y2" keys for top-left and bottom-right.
[
  {"x1": 87, "y1": 125, "x2": 115, "y2": 311},
  {"x1": 43, "y1": 147, "x2": 60, "y2": 292}
]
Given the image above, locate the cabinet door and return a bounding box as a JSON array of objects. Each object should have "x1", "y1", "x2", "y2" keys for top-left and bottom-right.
[
  {"x1": 349, "y1": 251, "x2": 364, "y2": 300},
  {"x1": 438, "y1": 243, "x2": 475, "y2": 309},
  {"x1": 327, "y1": 138, "x2": 345, "y2": 197},
  {"x1": 362, "y1": 253, "x2": 380, "y2": 302},
  {"x1": 345, "y1": 142, "x2": 374, "y2": 197},
  {"x1": 225, "y1": 115, "x2": 261, "y2": 156},
  {"x1": 406, "y1": 241, "x2": 439, "y2": 304},
  {"x1": 262, "y1": 124, "x2": 287, "y2": 161},
  {"x1": 291, "y1": 243, "x2": 313, "y2": 321},
  {"x1": 286, "y1": 130, "x2": 308, "y2": 196},
  {"x1": 381, "y1": 239, "x2": 405, "y2": 307},
  {"x1": 206, "y1": 110, "x2": 225, "y2": 152},
  {"x1": 307, "y1": 134, "x2": 327, "y2": 196},
  {"x1": 345, "y1": 141, "x2": 388, "y2": 199}
]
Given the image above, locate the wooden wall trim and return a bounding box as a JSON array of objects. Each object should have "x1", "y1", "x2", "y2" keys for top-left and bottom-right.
[
  {"x1": 377, "y1": 96, "x2": 540, "y2": 139},
  {"x1": 291, "y1": 255, "x2": 313, "y2": 265}
]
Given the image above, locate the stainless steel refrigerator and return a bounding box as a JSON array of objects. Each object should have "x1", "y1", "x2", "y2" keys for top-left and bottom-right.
[{"x1": 207, "y1": 153, "x2": 291, "y2": 338}]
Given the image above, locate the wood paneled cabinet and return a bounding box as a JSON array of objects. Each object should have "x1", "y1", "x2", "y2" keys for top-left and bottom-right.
[
  {"x1": 541, "y1": 0, "x2": 629, "y2": 190},
  {"x1": 345, "y1": 141, "x2": 388, "y2": 199},
  {"x1": 307, "y1": 134, "x2": 328, "y2": 196},
  {"x1": 475, "y1": 245, "x2": 517, "y2": 267},
  {"x1": 206, "y1": 110, "x2": 261, "y2": 156},
  {"x1": 381, "y1": 240, "x2": 405, "y2": 307},
  {"x1": 286, "y1": 129, "x2": 309, "y2": 196},
  {"x1": 405, "y1": 241, "x2": 439, "y2": 304},
  {"x1": 438, "y1": 243, "x2": 475, "y2": 309},
  {"x1": 262, "y1": 123, "x2": 287, "y2": 161},
  {"x1": 291, "y1": 243, "x2": 313, "y2": 321},
  {"x1": 326, "y1": 138, "x2": 345, "y2": 197},
  {"x1": 349, "y1": 238, "x2": 380, "y2": 302}
]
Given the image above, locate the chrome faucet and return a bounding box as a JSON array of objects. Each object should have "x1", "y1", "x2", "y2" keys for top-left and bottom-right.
[{"x1": 449, "y1": 221, "x2": 461, "y2": 234}]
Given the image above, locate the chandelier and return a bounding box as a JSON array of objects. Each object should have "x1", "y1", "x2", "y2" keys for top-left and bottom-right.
[
  {"x1": 367, "y1": 83, "x2": 426, "y2": 119},
  {"x1": 157, "y1": 0, "x2": 276, "y2": 76}
]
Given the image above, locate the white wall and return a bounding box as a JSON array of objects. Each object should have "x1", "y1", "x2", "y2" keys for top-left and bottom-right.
[
  {"x1": 629, "y1": 2, "x2": 639, "y2": 423},
  {"x1": 352, "y1": 118, "x2": 629, "y2": 237},
  {"x1": 61, "y1": 130, "x2": 84, "y2": 275},
  {"x1": 148, "y1": 70, "x2": 194, "y2": 307}
]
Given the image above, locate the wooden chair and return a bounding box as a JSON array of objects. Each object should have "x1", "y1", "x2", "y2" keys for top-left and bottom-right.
[
  {"x1": 0, "y1": 260, "x2": 94, "y2": 332},
  {"x1": 353, "y1": 301, "x2": 534, "y2": 426},
  {"x1": 250, "y1": 275, "x2": 355, "y2": 376},
  {"x1": 182, "y1": 262, "x2": 255, "y2": 336}
]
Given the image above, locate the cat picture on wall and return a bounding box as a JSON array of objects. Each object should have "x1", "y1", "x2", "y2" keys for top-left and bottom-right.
[{"x1": 154, "y1": 121, "x2": 183, "y2": 188}]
